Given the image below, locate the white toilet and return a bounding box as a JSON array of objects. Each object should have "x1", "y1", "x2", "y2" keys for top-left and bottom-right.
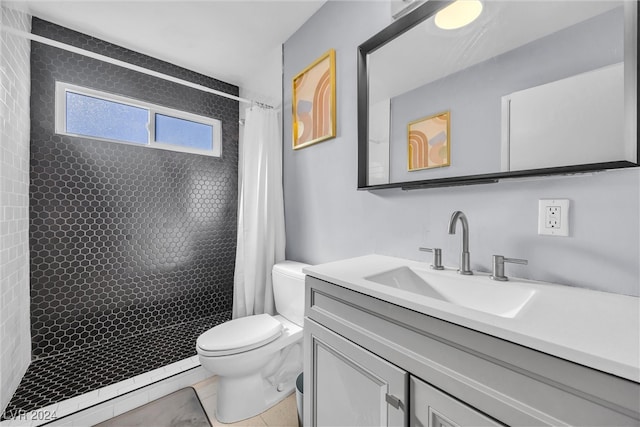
[{"x1": 196, "y1": 261, "x2": 309, "y2": 423}]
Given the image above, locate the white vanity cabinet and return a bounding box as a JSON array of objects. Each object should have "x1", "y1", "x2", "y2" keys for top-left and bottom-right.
[{"x1": 303, "y1": 275, "x2": 640, "y2": 427}]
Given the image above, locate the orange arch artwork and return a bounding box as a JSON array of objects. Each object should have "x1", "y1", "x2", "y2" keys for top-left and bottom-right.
[
  {"x1": 408, "y1": 111, "x2": 451, "y2": 171},
  {"x1": 292, "y1": 49, "x2": 336, "y2": 149}
]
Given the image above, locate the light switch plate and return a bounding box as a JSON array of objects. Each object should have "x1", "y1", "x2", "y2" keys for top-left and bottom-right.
[{"x1": 538, "y1": 199, "x2": 570, "y2": 236}]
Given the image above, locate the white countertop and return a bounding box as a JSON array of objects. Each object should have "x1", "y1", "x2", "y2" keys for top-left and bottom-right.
[{"x1": 303, "y1": 254, "x2": 640, "y2": 383}]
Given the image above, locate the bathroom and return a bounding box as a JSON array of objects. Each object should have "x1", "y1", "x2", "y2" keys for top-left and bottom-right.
[{"x1": 1, "y1": 0, "x2": 638, "y2": 426}]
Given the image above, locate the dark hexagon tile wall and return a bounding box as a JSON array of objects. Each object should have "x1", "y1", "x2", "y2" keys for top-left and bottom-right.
[{"x1": 29, "y1": 18, "x2": 238, "y2": 359}]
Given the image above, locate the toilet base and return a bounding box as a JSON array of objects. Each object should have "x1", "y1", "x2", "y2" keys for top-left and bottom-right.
[{"x1": 215, "y1": 372, "x2": 296, "y2": 423}]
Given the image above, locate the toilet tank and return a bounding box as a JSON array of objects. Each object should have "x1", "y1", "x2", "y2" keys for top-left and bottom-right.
[{"x1": 273, "y1": 261, "x2": 310, "y2": 327}]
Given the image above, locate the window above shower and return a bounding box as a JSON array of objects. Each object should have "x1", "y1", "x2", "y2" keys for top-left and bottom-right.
[{"x1": 55, "y1": 82, "x2": 222, "y2": 157}]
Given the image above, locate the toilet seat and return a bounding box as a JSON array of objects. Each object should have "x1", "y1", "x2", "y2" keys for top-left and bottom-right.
[{"x1": 197, "y1": 313, "x2": 283, "y2": 357}]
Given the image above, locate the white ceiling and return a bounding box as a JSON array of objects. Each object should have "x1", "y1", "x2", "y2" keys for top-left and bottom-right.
[{"x1": 15, "y1": 0, "x2": 326, "y2": 103}]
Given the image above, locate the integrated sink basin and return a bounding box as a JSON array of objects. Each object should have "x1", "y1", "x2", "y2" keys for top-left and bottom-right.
[{"x1": 365, "y1": 266, "x2": 536, "y2": 318}]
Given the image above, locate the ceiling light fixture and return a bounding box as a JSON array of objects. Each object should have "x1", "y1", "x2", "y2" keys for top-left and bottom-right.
[{"x1": 435, "y1": 0, "x2": 483, "y2": 30}]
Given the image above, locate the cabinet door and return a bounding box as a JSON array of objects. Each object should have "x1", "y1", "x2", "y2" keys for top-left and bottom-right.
[
  {"x1": 411, "y1": 376, "x2": 504, "y2": 427},
  {"x1": 305, "y1": 319, "x2": 407, "y2": 427}
]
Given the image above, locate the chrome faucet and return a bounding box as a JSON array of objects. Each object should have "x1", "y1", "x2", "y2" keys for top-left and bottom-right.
[{"x1": 448, "y1": 211, "x2": 473, "y2": 275}]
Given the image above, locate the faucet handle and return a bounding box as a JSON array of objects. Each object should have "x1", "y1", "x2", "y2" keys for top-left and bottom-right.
[
  {"x1": 419, "y1": 247, "x2": 444, "y2": 270},
  {"x1": 490, "y1": 255, "x2": 528, "y2": 281}
]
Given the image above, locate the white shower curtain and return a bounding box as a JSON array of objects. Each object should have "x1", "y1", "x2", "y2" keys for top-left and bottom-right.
[{"x1": 232, "y1": 106, "x2": 286, "y2": 318}]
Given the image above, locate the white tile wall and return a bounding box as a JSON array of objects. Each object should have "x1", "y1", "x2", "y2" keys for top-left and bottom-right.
[{"x1": 0, "y1": 4, "x2": 32, "y2": 415}]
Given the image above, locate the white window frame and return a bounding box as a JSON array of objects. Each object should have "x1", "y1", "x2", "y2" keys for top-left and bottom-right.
[{"x1": 55, "y1": 81, "x2": 222, "y2": 157}]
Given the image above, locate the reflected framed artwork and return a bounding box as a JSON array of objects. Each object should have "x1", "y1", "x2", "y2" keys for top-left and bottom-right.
[
  {"x1": 408, "y1": 111, "x2": 450, "y2": 171},
  {"x1": 292, "y1": 49, "x2": 336, "y2": 150}
]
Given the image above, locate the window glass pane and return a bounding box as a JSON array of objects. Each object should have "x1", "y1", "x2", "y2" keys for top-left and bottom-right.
[
  {"x1": 155, "y1": 114, "x2": 214, "y2": 150},
  {"x1": 66, "y1": 92, "x2": 149, "y2": 144}
]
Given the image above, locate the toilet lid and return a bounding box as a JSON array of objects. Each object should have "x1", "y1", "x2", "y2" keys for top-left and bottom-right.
[{"x1": 197, "y1": 313, "x2": 283, "y2": 356}]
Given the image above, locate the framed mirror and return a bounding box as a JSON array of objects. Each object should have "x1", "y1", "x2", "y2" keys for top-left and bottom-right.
[{"x1": 357, "y1": 0, "x2": 639, "y2": 190}]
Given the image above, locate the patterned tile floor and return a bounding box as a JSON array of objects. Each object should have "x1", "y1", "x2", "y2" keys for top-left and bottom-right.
[{"x1": 1, "y1": 312, "x2": 231, "y2": 421}]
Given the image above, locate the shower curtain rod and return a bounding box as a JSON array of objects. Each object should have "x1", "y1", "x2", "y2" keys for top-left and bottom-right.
[{"x1": 3, "y1": 27, "x2": 276, "y2": 109}]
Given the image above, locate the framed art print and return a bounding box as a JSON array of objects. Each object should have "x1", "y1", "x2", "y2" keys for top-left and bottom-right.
[
  {"x1": 408, "y1": 111, "x2": 450, "y2": 171},
  {"x1": 292, "y1": 49, "x2": 336, "y2": 149}
]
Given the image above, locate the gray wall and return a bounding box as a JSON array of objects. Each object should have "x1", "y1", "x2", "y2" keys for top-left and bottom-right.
[
  {"x1": 0, "y1": 5, "x2": 31, "y2": 413},
  {"x1": 283, "y1": 1, "x2": 639, "y2": 297}
]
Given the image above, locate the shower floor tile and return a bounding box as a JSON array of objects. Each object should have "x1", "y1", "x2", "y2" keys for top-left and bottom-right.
[{"x1": 1, "y1": 312, "x2": 231, "y2": 421}]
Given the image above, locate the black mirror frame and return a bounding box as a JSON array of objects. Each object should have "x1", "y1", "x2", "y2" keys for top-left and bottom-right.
[{"x1": 357, "y1": 1, "x2": 639, "y2": 190}]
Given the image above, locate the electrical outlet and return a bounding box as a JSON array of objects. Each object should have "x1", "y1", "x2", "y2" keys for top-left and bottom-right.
[
  {"x1": 538, "y1": 199, "x2": 569, "y2": 236},
  {"x1": 545, "y1": 206, "x2": 561, "y2": 229}
]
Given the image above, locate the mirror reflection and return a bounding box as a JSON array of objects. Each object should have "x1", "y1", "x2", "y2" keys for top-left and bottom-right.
[{"x1": 366, "y1": 1, "x2": 636, "y2": 186}]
